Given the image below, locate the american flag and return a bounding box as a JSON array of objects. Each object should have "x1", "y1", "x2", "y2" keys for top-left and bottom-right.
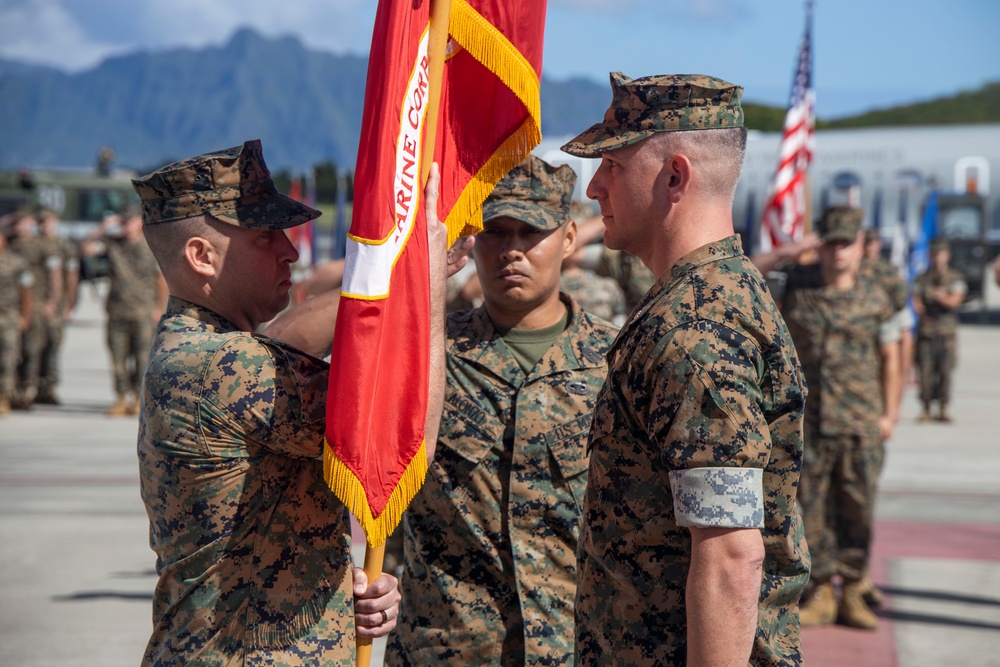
[{"x1": 759, "y1": 2, "x2": 815, "y2": 251}]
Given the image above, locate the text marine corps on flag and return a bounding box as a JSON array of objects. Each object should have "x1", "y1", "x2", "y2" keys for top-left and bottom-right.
[{"x1": 342, "y1": 32, "x2": 430, "y2": 302}]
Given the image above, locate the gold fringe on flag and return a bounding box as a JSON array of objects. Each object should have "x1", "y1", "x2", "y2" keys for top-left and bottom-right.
[
  {"x1": 323, "y1": 439, "x2": 429, "y2": 548},
  {"x1": 443, "y1": 0, "x2": 543, "y2": 246}
]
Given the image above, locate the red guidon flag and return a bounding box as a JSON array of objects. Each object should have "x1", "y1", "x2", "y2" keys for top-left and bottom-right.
[
  {"x1": 324, "y1": 0, "x2": 545, "y2": 547},
  {"x1": 437, "y1": 0, "x2": 546, "y2": 244}
]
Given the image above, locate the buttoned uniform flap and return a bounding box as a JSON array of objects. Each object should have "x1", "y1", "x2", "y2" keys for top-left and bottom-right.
[
  {"x1": 438, "y1": 392, "x2": 506, "y2": 464},
  {"x1": 543, "y1": 413, "x2": 593, "y2": 480}
]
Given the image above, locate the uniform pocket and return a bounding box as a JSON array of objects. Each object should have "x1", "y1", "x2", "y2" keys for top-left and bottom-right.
[
  {"x1": 544, "y1": 413, "x2": 593, "y2": 512},
  {"x1": 430, "y1": 395, "x2": 506, "y2": 513},
  {"x1": 544, "y1": 413, "x2": 592, "y2": 480},
  {"x1": 437, "y1": 392, "x2": 505, "y2": 464}
]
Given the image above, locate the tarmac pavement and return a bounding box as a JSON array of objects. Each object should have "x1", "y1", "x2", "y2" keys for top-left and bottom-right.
[{"x1": 1, "y1": 286, "x2": 998, "y2": 666}]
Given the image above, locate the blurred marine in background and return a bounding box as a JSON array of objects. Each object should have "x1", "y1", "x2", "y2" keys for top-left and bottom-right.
[
  {"x1": 81, "y1": 208, "x2": 167, "y2": 416},
  {"x1": 0, "y1": 216, "x2": 34, "y2": 415},
  {"x1": 912, "y1": 238, "x2": 966, "y2": 423},
  {"x1": 781, "y1": 206, "x2": 900, "y2": 630},
  {"x1": 8, "y1": 211, "x2": 61, "y2": 409}
]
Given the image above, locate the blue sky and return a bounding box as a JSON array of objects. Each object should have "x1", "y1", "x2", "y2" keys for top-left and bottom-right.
[{"x1": 0, "y1": 0, "x2": 997, "y2": 118}]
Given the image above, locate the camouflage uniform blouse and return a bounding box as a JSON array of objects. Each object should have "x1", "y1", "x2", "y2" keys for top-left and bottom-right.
[
  {"x1": 576, "y1": 236, "x2": 809, "y2": 667},
  {"x1": 782, "y1": 264, "x2": 899, "y2": 437},
  {"x1": 9, "y1": 236, "x2": 59, "y2": 311},
  {"x1": 386, "y1": 296, "x2": 617, "y2": 666},
  {"x1": 913, "y1": 267, "x2": 966, "y2": 337},
  {"x1": 0, "y1": 251, "x2": 32, "y2": 324},
  {"x1": 860, "y1": 258, "x2": 915, "y2": 333},
  {"x1": 105, "y1": 236, "x2": 160, "y2": 320},
  {"x1": 138, "y1": 297, "x2": 355, "y2": 667},
  {"x1": 560, "y1": 267, "x2": 627, "y2": 324}
]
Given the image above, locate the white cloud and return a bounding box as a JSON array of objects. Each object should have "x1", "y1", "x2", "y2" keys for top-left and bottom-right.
[
  {"x1": 0, "y1": 0, "x2": 130, "y2": 70},
  {"x1": 0, "y1": 0, "x2": 378, "y2": 71}
]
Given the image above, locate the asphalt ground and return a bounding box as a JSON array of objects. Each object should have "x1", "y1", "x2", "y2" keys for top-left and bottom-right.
[{"x1": 0, "y1": 285, "x2": 997, "y2": 666}]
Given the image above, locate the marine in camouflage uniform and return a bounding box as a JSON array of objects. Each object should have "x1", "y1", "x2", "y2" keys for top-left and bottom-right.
[
  {"x1": 140, "y1": 297, "x2": 356, "y2": 666},
  {"x1": 563, "y1": 73, "x2": 809, "y2": 666},
  {"x1": 8, "y1": 212, "x2": 61, "y2": 408},
  {"x1": 35, "y1": 209, "x2": 79, "y2": 404},
  {"x1": 861, "y1": 227, "x2": 914, "y2": 404},
  {"x1": 386, "y1": 157, "x2": 617, "y2": 666},
  {"x1": 83, "y1": 209, "x2": 165, "y2": 415},
  {"x1": 596, "y1": 249, "x2": 655, "y2": 314},
  {"x1": 781, "y1": 207, "x2": 900, "y2": 630},
  {"x1": 131, "y1": 140, "x2": 404, "y2": 666},
  {"x1": 912, "y1": 238, "x2": 966, "y2": 422},
  {"x1": 560, "y1": 266, "x2": 626, "y2": 325},
  {"x1": 0, "y1": 223, "x2": 34, "y2": 414}
]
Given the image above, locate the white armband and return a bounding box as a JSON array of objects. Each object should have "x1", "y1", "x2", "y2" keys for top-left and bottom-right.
[{"x1": 668, "y1": 467, "x2": 764, "y2": 529}]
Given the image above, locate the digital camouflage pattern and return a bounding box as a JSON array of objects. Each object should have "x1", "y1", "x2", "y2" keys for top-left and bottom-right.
[
  {"x1": 860, "y1": 258, "x2": 908, "y2": 313},
  {"x1": 107, "y1": 318, "x2": 155, "y2": 396},
  {"x1": 596, "y1": 249, "x2": 655, "y2": 314},
  {"x1": 815, "y1": 206, "x2": 862, "y2": 242},
  {"x1": 562, "y1": 73, "x2": 744, "y2": 158},
  {"x1": 482, "y1": 155, "x2": 577, "y2": 231},
  {"x1": 913, "y1": 266, "x2": 966, "y2": 406},
  {"x1": 37, "y1": 235, "x2": 77, "y2": 310},
  {"x1": 0, "y1": 251, "x2": 32, "y2": 400},
  {"x1": 9, "y1": 235, "x2": 59, "y2": 396},
  {"x1": 916, "y1": 335, "x2": 958, "y2": 407},
  {"x1": 131, "y1": 140, "x2": 322, "y2": 229},
  {"x1": 139, "y1": 297, "x2": 356, "y2": 667},
  {"x1": 559, "y1": 267, "x2": 626, "y2": 324},
  {"x1": 104, "y1": 236, "x2": 161, "y2": 320},
  {"x1": 577, "y1": 236, "x2": 809, "y2": 667},
  {"x1": 781, "y1": 266, "x2": 897, "y2": 585},
  {"x1": 914, "y1": 267, "x2": 966, "y2": 337},
  {"x1": 798, "y1": 429, "x2": 883, "y2": 583},
  {"x1": 782, "y1": 264, "x2": 898, "y2": 437},
  {"x1": 0, "y1": 251, "x2": 31, "y2": 324},
  {"x1": 9, "y1": 235, "x2": 59, "y2": 306},
  {"x1": 929, "y1": 237, "x2": 951, "y2": 253},
  {"x1": 386, "y1": 296, "x2": 617, "y2": 667},
  {"x1": 104, "y1": 235, "x2": 162, "y2": 396},
  {"x1": 36, "y1": 235, "x2": 76, "y2": 395}
]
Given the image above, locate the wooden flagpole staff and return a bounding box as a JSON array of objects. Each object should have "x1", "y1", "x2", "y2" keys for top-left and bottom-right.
[{"x1": 355, "y1": 0, "x2": 451, "y2": 665}]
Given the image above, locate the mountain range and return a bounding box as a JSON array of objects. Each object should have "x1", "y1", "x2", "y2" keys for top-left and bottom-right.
[
  {"x1": 0, "y1": 28, "x2": 618, "y2": 174},
  {"x1": 2, "y1": 28, "x2": 997, "y2": 174}
]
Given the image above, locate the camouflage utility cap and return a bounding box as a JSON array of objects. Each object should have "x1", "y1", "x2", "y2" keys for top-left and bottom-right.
[
  {"x1": 929, "y1": 238, "x2": 951, "y2": 253},
  {"x1": 864, "y1": 228, "x2": 880, "y2": 243},
  {"x1": 562, "y1": 73, "x2": 744, "y2": 157},
  {"x1": 481, "y1": 155, "x2": 577, "y2": 231},
  {"x1": 817, "y1": 206, "x2": 862, "y2": 242},
  {"x1": 131, "y1": 140, "x2": 321, "y2": 229}
]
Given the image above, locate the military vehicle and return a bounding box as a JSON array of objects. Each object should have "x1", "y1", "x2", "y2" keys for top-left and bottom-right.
[
  {"x1": 0, "y1": 166, "x2": 140, "y2": 280},
  {"x1": 0, "y1": 167, "x2": 139, "y2": 237}
]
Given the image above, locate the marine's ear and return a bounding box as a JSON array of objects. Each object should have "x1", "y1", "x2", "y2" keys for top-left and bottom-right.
[
  {"x1": 183, "y1": 235, "x2": 221, "y2": 278},
  {"x1": 562, "y1": 219, "x2": 578, "y2": 261},
  {"x1": 665, "y1": 154, "x2": 693, "y2": 204}
]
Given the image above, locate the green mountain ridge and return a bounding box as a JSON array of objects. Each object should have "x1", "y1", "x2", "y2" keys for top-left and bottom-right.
[
  {"x1": 1, "y1": 28, "x2": 997, "y2": 171},
  {"x1": 742, "y1": 81, "x2": 1000, "y2": 132}
]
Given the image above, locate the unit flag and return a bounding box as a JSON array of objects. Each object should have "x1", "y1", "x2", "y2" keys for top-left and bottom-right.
[{"x1": 324, "y1": 0, "x2": 546, "y2": 547}]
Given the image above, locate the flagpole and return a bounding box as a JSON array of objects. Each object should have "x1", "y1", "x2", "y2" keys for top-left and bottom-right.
[
  {"x1": 421, "y1": 0, "x2": 452, "y2": 187},
  {"x1": 355, "y1": 1, "x2": 451, "y2": 665}
]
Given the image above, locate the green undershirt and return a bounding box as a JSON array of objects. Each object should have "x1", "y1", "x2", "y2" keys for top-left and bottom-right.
[{"x1": 493, "y1": 308, "x2": 570, "y2": 374}]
